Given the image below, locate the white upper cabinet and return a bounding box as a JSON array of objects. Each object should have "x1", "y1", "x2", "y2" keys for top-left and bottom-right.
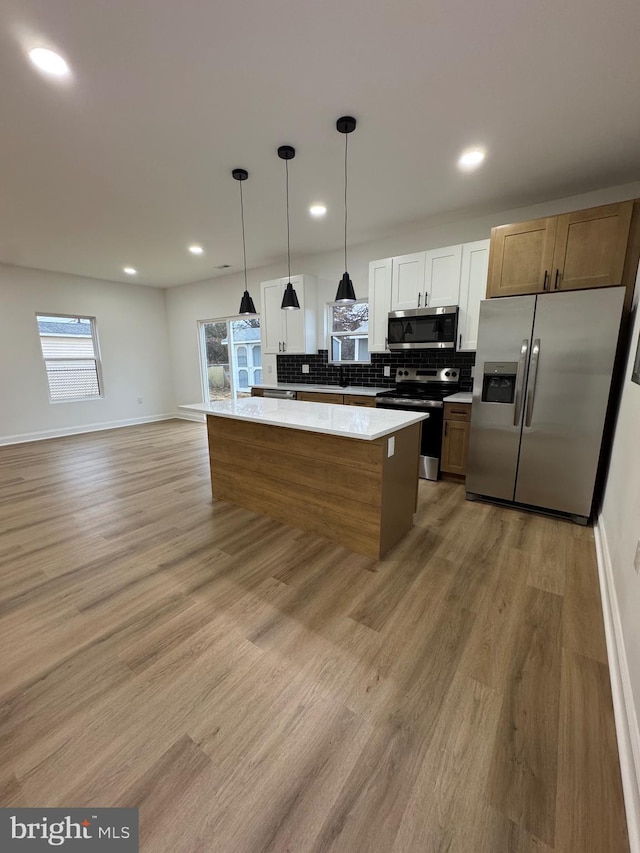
[
  {"x1": 261, "y1": 279, "x2": 287, "y2": 354},
  {"x1": 260, "y1": 275, "x2": 317, "y2": 355},
  {"x1": 369, "y1": 240, "x2": 489, "y2": 354},
  {"x1": 424, "y1": 244, "x2": 463, "y2": 307},
  {"x1": 390, "y1": 246, "x2": 462, "y2": 310},
  {"x1": 391, "y1": 252, "x2": 426, "y2": 311},
  {"x1": 368, "y1": 258, "x2": 393, "y2": 352},
  {"x1": 457, "y1": 240, "x2": 490, "y2": 351}
]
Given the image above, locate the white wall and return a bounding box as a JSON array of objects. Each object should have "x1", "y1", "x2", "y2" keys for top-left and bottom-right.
[
  {"x1": 165, "y1": 179, "x2": 640, "y2": 407},
  {"x1": 600, "y1": 266, "x2": 640, "y2": 715},
  {"x1": 0, "y1": 265, "x2": 174, "y2": 443}
]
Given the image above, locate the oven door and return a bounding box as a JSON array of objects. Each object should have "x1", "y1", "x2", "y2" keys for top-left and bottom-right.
[
  {"x1": 375, "y1": 398, "x2": 444, "y2": 480},
  {"x1": 387, "y1": 306, "x2": 458, "y2": 350}
]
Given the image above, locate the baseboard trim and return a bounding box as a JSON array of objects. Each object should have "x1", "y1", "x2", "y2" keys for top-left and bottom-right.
[
  {"x1": 595, "y1": 515, "x2": 640, "y2": 853},
  {"x1": 174, "y1": 410, "x2": 206, "y2": 423},
  {"x1": 0, "y1": 414, "x2": 178, "y2": 446}
]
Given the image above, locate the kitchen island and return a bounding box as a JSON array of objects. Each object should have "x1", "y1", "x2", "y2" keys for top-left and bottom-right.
[{"x1": 180, "y1": 398, "x2": 428, "y2": 559}]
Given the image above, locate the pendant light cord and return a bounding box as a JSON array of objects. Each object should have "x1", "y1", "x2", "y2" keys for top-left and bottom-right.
[
  {"x1": 239, "y1": 180, "x2": 248, "y2": 290},
  {"x1": 286, "y1": 159, "x2": 291, "y2": 280},
  {"x1": 344, "y1": 133, "x2": 348, "y2": 271}
]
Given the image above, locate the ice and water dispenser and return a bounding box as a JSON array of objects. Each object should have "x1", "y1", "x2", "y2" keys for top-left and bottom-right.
[{"x1": 481, "y1": 362, "x2": 518, "y2": 404}]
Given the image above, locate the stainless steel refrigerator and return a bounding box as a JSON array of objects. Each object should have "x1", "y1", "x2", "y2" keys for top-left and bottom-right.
[{"x1": 466, "y1": 286, "x2": 625, "y2": 523}]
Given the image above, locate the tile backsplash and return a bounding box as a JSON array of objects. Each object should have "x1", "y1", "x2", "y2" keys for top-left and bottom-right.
[{"x1": 277, "y1": 350, "x2": 476, "y2": 391}]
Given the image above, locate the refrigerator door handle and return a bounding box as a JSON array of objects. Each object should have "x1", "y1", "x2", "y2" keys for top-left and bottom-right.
[
  {"x1": 524, "y1": 339, "x2": 541, "y2": 428},
  {"x1": 513, "y1": 339, "x2": 529, "y2": 426}
]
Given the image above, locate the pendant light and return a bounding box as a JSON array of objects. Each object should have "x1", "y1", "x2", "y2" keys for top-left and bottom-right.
[
  {"x1": 232, "y1": 168, "x2": 257, "y2": 316},
  {"x1": 278, "y1": 145, "x2": 300, "y2": 310},
  {"x1": 335, "y1": 116, "x2": 357, "y2": 303}
]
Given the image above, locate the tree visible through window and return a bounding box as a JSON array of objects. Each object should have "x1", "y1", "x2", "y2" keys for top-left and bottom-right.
[
  {"x1": 328, "y1": 301, "x2": 369, "y2": 363},
  {"x1": 36, "y1": 314, "x2": 102, "y2": 401}
]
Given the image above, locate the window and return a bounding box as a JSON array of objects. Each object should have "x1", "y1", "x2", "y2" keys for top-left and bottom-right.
[
  {"x1": 198, "y1": 317, "x2": 261, "y2": 401},
  {"x1": 328, "y1": 301, "x2": 370, "y2": 364},
  {"x1": 36, "y1": 314, "x2": 102, "y2": 402}
]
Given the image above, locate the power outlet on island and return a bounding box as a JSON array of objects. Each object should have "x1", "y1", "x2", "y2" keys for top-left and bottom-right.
[
  {"x1": 634, "y1": 540, "x2": 640, "y2": 574},
  {"x1": 301, "y1": 364, "x2": 310, "y2": 374}
]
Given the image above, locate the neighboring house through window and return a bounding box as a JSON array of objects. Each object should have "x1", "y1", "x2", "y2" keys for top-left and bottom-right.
[
  {"x1": 36, "y1": 314, "x2": 102, "y2": 401},
  {"x1": 328, "y1": 301, "x2": 370, "y2": 363}
]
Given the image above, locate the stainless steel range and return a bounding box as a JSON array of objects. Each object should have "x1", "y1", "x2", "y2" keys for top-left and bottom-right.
[{"x1": 375, "y1": 367, "x2": 460, "y2": 480}]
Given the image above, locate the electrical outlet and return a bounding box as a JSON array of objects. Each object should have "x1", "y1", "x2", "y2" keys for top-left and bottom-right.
[
  {"x1": 634, "y1": 540, "x2": 640, "y2": 574},
  {"x1": 471, "y1": 366, "x2": 476, "y2": 378},
  {"x1": 301, "y1": 364, "x2": 309, "y2": 374},
  {"x1": 383, "y1": 366, "x2": 391, "y2": 377},
  {"x1": 267, "y1": 364, "x2": 273, "y2": 374}
]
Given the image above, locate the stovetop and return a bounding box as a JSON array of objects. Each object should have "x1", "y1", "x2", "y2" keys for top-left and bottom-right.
[{"x1": 377, "y1": 367, "x2": 461, "y2": 401}]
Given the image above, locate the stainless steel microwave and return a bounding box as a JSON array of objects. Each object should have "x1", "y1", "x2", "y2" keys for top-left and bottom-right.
[{"x1": 387, "y1": 306, "x2": 458, "y2": 350}]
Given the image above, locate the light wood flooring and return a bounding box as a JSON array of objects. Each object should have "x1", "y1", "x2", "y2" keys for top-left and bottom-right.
[{"x1": 0, "y1": 419, "x2": 628, "y2": 852}]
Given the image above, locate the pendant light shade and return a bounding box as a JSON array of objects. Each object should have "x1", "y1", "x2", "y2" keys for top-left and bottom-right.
[
  {"x1": 335, "y1": 116, "x2": 357, "y2": 303},
  {"x1": 336, "y1": 272, "x2": 356, "y2": 303},
  {"x1": 232, "y1": 168, "x2": 257, "y2": 316},
  {"x1": 281, "y1": 280, "x2": 299, "y2": 309},
  {"x1": 278, "y1": 145, "x2": 300, "y2": 310},
  {"x1": 239, "y1": 290, "x2": 256, "y2": 314}
]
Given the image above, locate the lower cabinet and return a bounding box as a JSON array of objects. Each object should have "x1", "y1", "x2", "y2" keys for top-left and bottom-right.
[
  {"x1": 252, "y1": 389, "x2": 378, "y2": 407},
  {"x1": 344, "y1": 395, "x2": 376, "y2": 407},
  {"x1": 297, "y1": 391, "x2": 344, "y2": 404},
  {"x1": 441, "y1": 402, "x2": 471, "y2": 477}
]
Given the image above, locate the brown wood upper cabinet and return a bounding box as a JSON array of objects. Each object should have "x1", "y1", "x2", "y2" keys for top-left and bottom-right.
[{"x1": 487, "y1": 201, "x2": 634, "y2": 298}]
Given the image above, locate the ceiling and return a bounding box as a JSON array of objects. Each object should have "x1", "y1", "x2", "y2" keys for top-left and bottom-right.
[{"x1": 1, "y1": 0, "x2": 640, "y2": 288}]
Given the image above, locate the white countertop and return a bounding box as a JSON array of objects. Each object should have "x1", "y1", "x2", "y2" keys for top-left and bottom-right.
[
  {"x1": 180, "y1": 398, "x2": 428, "y2": 441},
  {"x1": 443, "y1": 391, "x2": 473, "y2": 404},
  {"x1": 252, "y1": 383, "x2": 387, "y2": 397}
]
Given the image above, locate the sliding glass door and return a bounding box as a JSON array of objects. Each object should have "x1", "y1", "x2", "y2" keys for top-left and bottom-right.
[{"x1": 199, "y1": 317, "x2": 262, "y2": 402}]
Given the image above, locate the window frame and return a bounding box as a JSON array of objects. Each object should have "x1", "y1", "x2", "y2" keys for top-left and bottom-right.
[
  {"x1": 36, "y1": 312, "x2": 104, "y2": 403},
  {"x1": 326, "y1": 300, "x2": 370, "y2": 365}
]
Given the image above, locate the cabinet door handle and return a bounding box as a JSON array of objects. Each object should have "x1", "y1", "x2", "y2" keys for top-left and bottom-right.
[
  {"x1": 554, "y1": 269, "x2": 560, "y2": 290},
  {"x1": 282, "y1": 341, "x2": 286, "y2": 352},
  {"x1": 450, "y1": 409, "x2": 467, "y2": 415},
  {"x1": 444, "y1": 422, "x2": 449, "y2": 436},
  {"x1": 278, "y1": 342, "x2": 281, "y2": 352},
  {"x1": 385, "y1": 337, "x2": 388, "y2": 350},
  {"x1": 424, "y1": 291, "x2": 429, "y2": 306},
  {"x1": 417, "y1": 293, "x2": 421, "y2": 308},
  {"x1": 458, "y1": 334, "x2": 462, "y2": 349},
  {"x1": 542, "y1": 270, "x2": 549, "y2": 291}
]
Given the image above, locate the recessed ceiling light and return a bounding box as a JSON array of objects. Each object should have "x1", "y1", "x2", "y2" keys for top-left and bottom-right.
[
  {"x1": 188, "y1": 245, "x2": 204, "y2": 255},
  {"x1": 123, "y1": 267, "x2": 137, "y2": 275},
  {"x1": 458, "y1": 148, "x2": 486, "y2": 170},
  {"x1": 309, "y1": 204, "x2": 327, "y2": 218},
  {"x1": 28, "y1": 48, "x2": 70, "y2": 78}
]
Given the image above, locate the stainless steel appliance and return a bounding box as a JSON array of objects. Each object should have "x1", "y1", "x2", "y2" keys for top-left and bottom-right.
[
  {"x1": 466, "y1": 287, "x2": 625, "y2": 523},
  {"x1": 262, "y1": 388, "x2": 296, "y2": 399},
  {"x1": 376, "y1": 367, "x2": 461, "y2": 479},
  {"x1": 387, "y1": 306, "x2": 458, "y2": 350}
]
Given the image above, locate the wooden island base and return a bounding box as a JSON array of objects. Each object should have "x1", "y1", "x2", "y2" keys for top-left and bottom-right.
[{"x1": 206, "y1": 415, "x2": 421, "y2": 560}]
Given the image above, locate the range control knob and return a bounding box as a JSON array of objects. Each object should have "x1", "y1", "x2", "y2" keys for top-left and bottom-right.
[
  {"x1": 445, "y1": 371, "x2": 451, "y2": 377},
  {"x1": 404, "y1": 370, "x2": 409, "y2": 376}
]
